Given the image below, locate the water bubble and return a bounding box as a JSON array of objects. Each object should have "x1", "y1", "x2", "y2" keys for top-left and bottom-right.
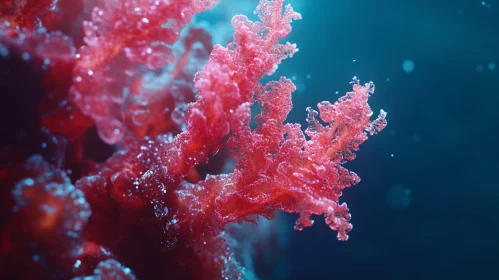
[
  {"x1": 172, "y1": 103, "x2": 188, "y2": 130},
  {"x1": 22, "y1": 52, "x2": 31, "y2": 61},
  {"x1": 402, "y1": 59, "x2": 415, "y2": 73}
]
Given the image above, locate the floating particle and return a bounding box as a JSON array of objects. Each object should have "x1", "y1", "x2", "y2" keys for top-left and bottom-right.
[
  {"x1": 22, "y1": 52, "x2": 31, "y2": 61},
  {"x1": 306, "y1": 74, "x2": 311, "y2": 79},
  {"x1": 386, "y1": 77, "x2": 390, "y2": 82},
  {"x1": 488, "y1": 63, "x2": 495, "y2": 70},
  {"x1": 402, "y1": 59, "x2": 414, "y2": 73},
  {"x1": 387, "y1": 185, "x2": 412, "y2": 211},
  {"x1": 482, "y1": 1, "x2": 492, "y2": 8},
  {"x1": 476, "y1": 65, "x2": 484, "y2": 72}
]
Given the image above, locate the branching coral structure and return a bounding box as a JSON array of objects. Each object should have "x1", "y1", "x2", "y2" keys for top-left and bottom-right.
[{"x1": 0, "y1": 0, "x2": 386, "y2": 279}]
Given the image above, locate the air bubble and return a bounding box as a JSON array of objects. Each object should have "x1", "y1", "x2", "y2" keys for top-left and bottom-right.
[
  {"x1": 22, "y1": 52, "x2": 31, "y2": 61},
  {"x1": 402, "y1": 59, "x2": 415, "y2": 73}
]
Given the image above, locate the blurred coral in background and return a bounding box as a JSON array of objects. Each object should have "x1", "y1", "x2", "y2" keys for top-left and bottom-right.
[{"x1": 0, "y1": 0, "x2": 385, "y2": 279}]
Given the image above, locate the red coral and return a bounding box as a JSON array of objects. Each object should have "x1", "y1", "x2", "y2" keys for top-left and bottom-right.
[
  {"x1": 0, "y1": 0, "x2": 58, "y2": 28},
  {"x1": 1, "y1": 0, "x2": 386, "y2": 279},
  {"x1": 70, "y1": 0, "x2": 219, "y2": 144},
  {"x1": 1, "y1": 156, "x2": 133, "y2": 279}
]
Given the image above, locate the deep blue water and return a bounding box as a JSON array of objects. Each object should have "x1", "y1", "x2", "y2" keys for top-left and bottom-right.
[{"x1": 204, "y1": 0, "x2": 499, "y2": 279}]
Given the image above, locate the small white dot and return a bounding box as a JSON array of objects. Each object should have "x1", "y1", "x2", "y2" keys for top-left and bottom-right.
[{"x1": 88, "y1": 70, "x2": 93, "y2": 75}]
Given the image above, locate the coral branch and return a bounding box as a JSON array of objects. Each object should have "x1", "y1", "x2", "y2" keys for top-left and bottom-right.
[
  {"x1": 177, "y1": 77, "x2": 386, "y2": 241},
  {"x1": 164, "y1": 0, "x2": 301, "y2": 180},
  {"x1": 70, "y1": 0, "x2": 219, "y2": 144}
]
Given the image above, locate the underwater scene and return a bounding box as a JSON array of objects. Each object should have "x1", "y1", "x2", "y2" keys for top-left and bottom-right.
[{"x1": 0, "y1": 0, "x2": 497, "y2": 279}]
